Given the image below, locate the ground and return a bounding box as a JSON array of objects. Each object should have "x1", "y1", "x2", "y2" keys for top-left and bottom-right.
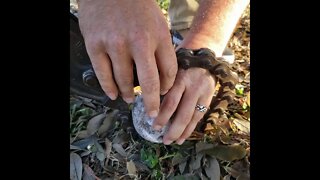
[{"x1": 70, "y1": 1, "x2": 250, "y2": 180}]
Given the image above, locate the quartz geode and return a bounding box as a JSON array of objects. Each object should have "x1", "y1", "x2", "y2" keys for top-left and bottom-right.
[{"x1": 132, "y1": 95, "x2": 170, "y2": 143}]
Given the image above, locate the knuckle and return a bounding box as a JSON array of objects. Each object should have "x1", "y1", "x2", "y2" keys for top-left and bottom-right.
[
  {"x1": 130, "y1": 32, "x2": 151, "y2": 47},
  {"x1": 164, "y1": 96, "x2": 178, "y2": 111},
  {"x1": 110, "y1": 36, "x2": 126, "y2": 51},
  {"x1": 141, "y1": 77, "x2": 159, "y2": 93},
  {"x1": 159, "y1": 30, "x2": 171, "y2": 42},
  {"x1": 119, "y1": 77, "x2": 133, "y2": 86},
  {"x1": 85, "y1": 39, "x2": 100, "y2": 55}
]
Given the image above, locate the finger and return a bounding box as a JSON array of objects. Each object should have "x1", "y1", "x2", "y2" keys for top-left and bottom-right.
[
  {"x1": 175, "y1": 95, "x2": 213, "y2": 145},
  {"x1": 132, "y1": 50, "x2": 160, "y2": 118},
  {"x1": 86, "y1": 44, "x2": 118, "y2": 100},
  {"x1": 162, "y1": 88, "x2": 199, "y2": 145},
  {"x1": 155, "y1": 37, "x2": 178, "y2": 95},
  {"x1": 153, "y1": 79, "x2": 185, "y2": 130},
  {"x1": 108, "y1": 48, "x2": 134, "y2": 103}
]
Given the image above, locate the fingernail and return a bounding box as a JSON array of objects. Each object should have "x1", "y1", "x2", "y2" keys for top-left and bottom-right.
[
  {"x1": 149, "y1": 110, "x2": 158, "y2": 118},
  {"x1": 153, "y1": 125, "x2": 162, "y2": 131},
  {"x1": 123, "y1": 97, "x2": 134, "y2": 104},
  {"x1": 163, "y1": 139, "x2": 173, "y2": 145},
  {"x1": 160, "y1": 89, "x2": 168, "y2": 95},
  {"x1": 108, "y1": 93, "x2": 117, "y2": 100},
  {"x1": 176, "y1": 139, "x2": 185, "y2": 145}
]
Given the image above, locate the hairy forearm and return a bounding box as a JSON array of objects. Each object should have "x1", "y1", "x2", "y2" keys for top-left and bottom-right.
[{"x1": 181, "y1": 0, "x2": 250, "y2": 56}]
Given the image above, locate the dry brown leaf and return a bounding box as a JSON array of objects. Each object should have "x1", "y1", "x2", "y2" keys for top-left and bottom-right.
[
  {"x1": 104, "y1": 137, "x2": 112, "y2": 165},
  {"x1": 246, "y1": 92, "x2": 250, "y2": 107},
  {"x1": 225, "y1": 160, "x2": 250, "y2": 179},
  {"x1": 126, "y1": 160, "x2": 137, "y2": 177},
  {"x1": 233, "y1": 118, "x2": 250, "y2": 134},
  {"x1": 205, "y1": 123, "x2": 215, "y2": 131}
]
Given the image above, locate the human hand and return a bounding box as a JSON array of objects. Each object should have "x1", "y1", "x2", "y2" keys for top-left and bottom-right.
[
  {"x1": 153, "y1": 67, "x2": 216, "y2": 145},
  {"x1": 78, "y1": 0, "x2": 177, "y2": 117}
]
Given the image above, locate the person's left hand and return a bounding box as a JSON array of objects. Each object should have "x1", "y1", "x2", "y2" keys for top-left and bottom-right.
[{"x1": 153, "y1": 67, "x2": 216, "y2": 145}]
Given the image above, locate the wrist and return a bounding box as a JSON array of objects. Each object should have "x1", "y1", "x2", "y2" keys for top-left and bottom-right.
[{"x1": 178, "y1": 33, "x2": 225, "y2": 57}]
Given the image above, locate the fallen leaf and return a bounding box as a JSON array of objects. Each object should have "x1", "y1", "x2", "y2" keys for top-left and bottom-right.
[
  {"x1": 70, "y1": 144, "x2": 83, "y2": 151},
  {"x1": 70, "y1": 152, "x2": 83, "y2": 180},
  {"x1": 198, "y1": 172, "x2": 210, "y2": 180},
  {"x1": 237, "y1": 174, "x2": 250, "y2": 180},
  {"x1": 98, "y1": 110, "x2": 118, "y2": 135},
  {"x1": 104, "y1": 137, "x2": 112, "y2": 165},
  {"x1": 219, "y1": 134, "x2": 232, "y2": 144},
  {"x1": 204, "y1": 156, "x2": 220, "y2": 180},
  {"x1": 87, "y1": 113, "x2": 106, "y2": 136},
  {"x1": 233, "y1": 118, "x2": 250, "y2": 134},
  {"x1": 170, "y1": 174, "x2": 199, "y2": 180},
  {"x1": 112, "y1": 143, "x2": 127, "y2": 157},
  {"x1": 76, "y1": 130, "x2": 90, "y2": 139},
  {"x1": 203, "y1": 144, "x2": 246, "y2": 161},
  {"x1": 246, "y1": 92, "x2": 250, "y2": 107},
  {"x1": 179, "y1": 161, "x2": 187, "y2": 174},
  {"x1": 80, "y1": 150, "x2": 92, "y2": 157},
  {"x1": 196, "y1": 142, "x2": 215, "y2": 153},
  {"x1": 134, "y1": 161, "x2": 150, "y2": 173},
  {"x1": 223, "y1": 174, "x2": 231, "y2": 180},
  {"x1": 172, "y1": 152, "x2": 188, "y2": 166},
  {"x1": 126, "y1": 160, "x2": 137, "y2": 177},
  {"x1": 72, "y1": 135, "x2": 97, "y2": 149},
  {"x1": 190, "y1": 153, "x2": 203, "y2": 171},
  {"x1": 134, "y1": 161, "x2": 151, "y2": 172},
  {"x1": 94, "y1": 141, "x2": 106, "y2": 162},
  {"x1": 225, "y1": 160, "x2": 250, "y2": 179},
  {"x1": 112, "y1": 131, "x2": 130, "y2": 144},
  {"x1": 83, "y1": 164, "x2": 96, "y2": 180}
]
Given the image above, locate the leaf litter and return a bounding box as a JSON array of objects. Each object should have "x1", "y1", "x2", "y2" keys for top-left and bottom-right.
[{"x1": 70, "y1": 2, "x2": 250, "y2": 179}]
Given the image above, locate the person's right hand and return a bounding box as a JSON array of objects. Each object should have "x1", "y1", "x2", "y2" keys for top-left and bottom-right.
[{"x1": 78, "y1": 0, "x2": 177, "y2": 117}]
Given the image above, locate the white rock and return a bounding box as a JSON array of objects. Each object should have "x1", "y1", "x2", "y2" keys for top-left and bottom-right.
[{"x1": 132, "y1": 95, "x2": 170, "y2": 143}]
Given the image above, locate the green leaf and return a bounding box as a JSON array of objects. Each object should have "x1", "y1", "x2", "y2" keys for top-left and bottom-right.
[
  {"x1": 235, "y1": 84, "x2": 245, "y2": 95},
  {"x1": 141, "y1": 148, "x2": 159, "y2": 168},
  {"x1": 172, "y1": 152, "x2": 188, "y2": 166},
  {"x1": 242, "y1": 102, "x2": 248, "y2": 110},
  {"x1": 151, "y1": 169, "x2": 163, "y2": 180}
]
